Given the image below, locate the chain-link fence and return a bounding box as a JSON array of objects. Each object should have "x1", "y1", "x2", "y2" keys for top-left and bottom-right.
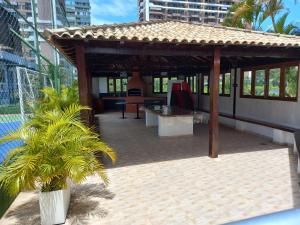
[{"x1": 0, "y1": 0, "x2": 77, "y2": 216}]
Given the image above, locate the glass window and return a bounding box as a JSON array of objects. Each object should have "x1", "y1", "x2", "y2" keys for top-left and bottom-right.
[
  {"x1": 218, "y1": 73, "x2": 231, "y2": 96},
  {"x1": 202, "y1": 75, "x2": 209, "y2": 94},
  {"x1": 162, "y1": 77, "x2": 169, "y2": 93},
  {"x1": 285, "y1": 66, "x2": 298, "y2": 98},
  {"x1": 108, "y1": 78, "x2": 114, "y2": 93},
  {"x1": 153, "y1": 76, "x2": 177, "y2": 93},
  {"x1": 122, "y1": 78, "x2": 127, "y2": 92},
  {"x1": 224, "y1": 73, "x2": 231, "y2": 95},
  {"x1": 241, "y1": 64, "x2": 298, "y2": 101},
  {"x1": 243, "y1": 71, "x2": 252, "y2": 95},
  {"x1": 219, "y1": 74, "x2": 223, "y2": 94},
  {"x1": 255, "y1": 70, "x2": 265, "y2": 96},
  {"x1": 192, "y1": 76, "x2": 196, "y2": 93},
  {"x1": 115, "y1": 79, "x2": 121, "y2": 92},
  {"x1": 185, "y1": 75, "x2": 197, "y2": 93},
  {"x1": 268, "y1": 68, "x2": 280, "y2": 97},
  {"x1": 153, "y1": 77, "x2": 161, "y2": 93},
  {"x1": 108, "y1": 77, "x2": 127, "y2": 94}
]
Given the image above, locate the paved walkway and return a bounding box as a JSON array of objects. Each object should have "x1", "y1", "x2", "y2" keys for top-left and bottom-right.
[{"x1": 1, "y1": 113, "x2": 300, "y2": 225}]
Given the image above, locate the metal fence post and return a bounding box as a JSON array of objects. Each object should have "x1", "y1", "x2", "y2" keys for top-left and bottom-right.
[
  {"x1": 31, "y1": 0, "x2": 42, "y2": 80},
  {"x1": 16, "y1": 67, "x2": 25, "y2": 124}
]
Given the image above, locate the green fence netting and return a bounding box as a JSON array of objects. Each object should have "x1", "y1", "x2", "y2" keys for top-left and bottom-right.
[{"x1": 0, "y1": 0, "x2": 77, "y2": 217}]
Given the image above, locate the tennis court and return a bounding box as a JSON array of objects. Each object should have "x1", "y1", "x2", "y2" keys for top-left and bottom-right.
[{"x1": 0, "y1": 115, "x2": 22, "y2": 163}]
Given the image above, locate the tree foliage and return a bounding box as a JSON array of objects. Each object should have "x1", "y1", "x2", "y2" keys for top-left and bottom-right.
[
  {"x1": 0, "y1": 86, "x2": 116, "y2": 196},
  {"x1": 263, "y1": 0, "x2": 285, "y2": 33},
  {"x1": 223, "y1": 0, "x2": 299, "y2": 34},
  {"x1": 223, "y1": 0, "x2": 266, "y2": 30},
  {"x1": 268, "y1": 12, "x2": 298, "y2": 34}
]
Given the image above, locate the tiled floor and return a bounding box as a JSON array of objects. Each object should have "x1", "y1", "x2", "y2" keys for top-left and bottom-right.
[{"x1": 1, "y1": 112, "x2": 300, "y2": 225}]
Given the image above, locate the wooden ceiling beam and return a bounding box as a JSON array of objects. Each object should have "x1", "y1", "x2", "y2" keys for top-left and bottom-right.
[
  {"x1": 222, "y1": 49, "x2": 300, "y2": 58},
  {"x1": 85, "y1": 46, "x2": 300, "y2": 59},
  {"x1": 86, "y1": 47, "x2": 212, "y2": 57}
]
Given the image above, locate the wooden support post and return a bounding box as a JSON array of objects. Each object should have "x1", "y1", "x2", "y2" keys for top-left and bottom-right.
[
  {"x1": 233, "y1": 67, "x2": 238, "y2": 118},
  {"x1": 75, "y1": 44, "x2": 92, "y2": 126},
  {"x1": 209, "y1": 48, "x2": 221, "y2": 158}
]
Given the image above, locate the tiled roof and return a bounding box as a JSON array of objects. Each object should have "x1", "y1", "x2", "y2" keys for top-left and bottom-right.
[{"x1": 45, "y1": 20, "x2": 300, "y2": 48}]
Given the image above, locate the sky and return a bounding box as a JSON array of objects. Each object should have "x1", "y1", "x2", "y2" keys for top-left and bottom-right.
[{"x1": 90, "y1": 0, "x2": 300, "y2": 28}]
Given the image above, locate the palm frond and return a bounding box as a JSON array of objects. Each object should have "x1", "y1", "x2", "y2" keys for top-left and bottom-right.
[
  {"x1": 0, "y1": 85, "x2": 116, "y2": 194},
  {"x1": 284, "y1": 23, "x2": 297, "y2": 35}
]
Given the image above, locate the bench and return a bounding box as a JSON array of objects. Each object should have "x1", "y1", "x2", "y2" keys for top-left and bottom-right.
[
  {"x1": 294, "y1": 130, "x2": 300, "y2": 173},
  {"x1": 200, "y1": 110, "x2": 296, "y2": 145}
]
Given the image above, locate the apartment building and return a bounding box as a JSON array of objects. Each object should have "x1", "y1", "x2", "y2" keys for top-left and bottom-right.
[
  {"x1": 65, "y1": 0, "x2": 91, "y2": 26},
  {"x1": 1, "y1": 0, "x2": 69, "y2": 63},
  {"x1": 138, "y1": 0, "x2": 239, "y2": 24},
  {"x1": 0, "y1": 4, "x2": 34, "y2": 104}
]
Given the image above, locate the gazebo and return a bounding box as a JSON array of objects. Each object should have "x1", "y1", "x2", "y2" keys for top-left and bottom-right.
[{"x1": 44, "y1": 20, "x2": 300, "y2": 158}]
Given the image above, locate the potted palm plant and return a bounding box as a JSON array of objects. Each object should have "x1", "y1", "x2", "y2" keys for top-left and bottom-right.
[{"x1": 0, "y1": 86, "x2": 116, "y2": 225}]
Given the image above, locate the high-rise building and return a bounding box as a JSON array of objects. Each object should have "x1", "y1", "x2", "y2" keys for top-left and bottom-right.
[
  {"x1": 65, "y1": 0, "x2": 91, "y2": 26},
  {"x1": 1, "y1": 0, "x2": 69, "y2": 63},
  {"x1": 0, "y1": 4, "x2": 34, "y2": 104},
  {"x1": 138, "y1": 0, "x2": 239, "y2": 25}
]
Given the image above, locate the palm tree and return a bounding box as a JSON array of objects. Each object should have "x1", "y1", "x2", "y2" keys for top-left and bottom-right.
[
  {"x1": 223, "y1": 0, "x2": 266, "y2": 30},
  {"x1": 263, "y1": 0, "x2": 285, "y2": 33},
  {"x1": 33, "y1": 82, "x2": 79, "y2": 112},
  {"x1": 0, "y1": 87, "x2": 116, "y2": 196},
  {"x1": 268, "y1": 12, "x2": 298, "y2": 34}
]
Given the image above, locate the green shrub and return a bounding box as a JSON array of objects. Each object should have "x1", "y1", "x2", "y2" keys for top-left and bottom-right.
[{"x1": 0, "y1": 86, "x2": 116, "y2": 196}]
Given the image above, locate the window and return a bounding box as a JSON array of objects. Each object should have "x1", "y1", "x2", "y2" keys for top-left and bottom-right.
[
  {"x1": 255, "y1": 70, "x2": 265, "y2": 96},
  {"x1": 201, "y1": 73, "x2": 231, "y2": 96},
  {"x1": 201, "y1": 75, "x2": 209, "y2": 94},
  {"x1": 219, "y1": 74, "x2": 223, "y2": 94},
  {"x1": 108, "y1": 78, "x2": 114, "y2": 93},
  {"x1": 241, "y1": 62, "x2": 299, "y2": 101},
  {"x1": 268, "y1": 68, "x2": 280, "y2": 97},
  {"x1": 122, "y1": 78, "x2": 127, "y2": 91},
  {"x1": 162, "y1": 77, "x2": 169, "y2": 93},
  {"x1": 153, "y1": 77, "x2": 161, "y2": 93},
  {"x1": 242, "y1": 71, "x2": 252, "y2": 96},
  {"x1": 185, "y1": 75, "x2": 197, "y2": 93},
  {"x1": 153, "y1": 76, "x2": 177, "y2": 93},
  {"x1": 107, "y1": 77, "x2": 128, "y2": 94},
  {"x1": 219, "y1": 73, "x2": 231, "y2": 96},
  {"x1": 224, "y1": 73, "x2": 231, "y2": 95},
  {"x1": 285, "y1": 66, "x2": 298, "y2": 98}
]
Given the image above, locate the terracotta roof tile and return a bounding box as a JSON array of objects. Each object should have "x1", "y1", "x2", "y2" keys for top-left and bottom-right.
[{"x1": 44, "y1": 20, "x2": 300, "y2": 48}]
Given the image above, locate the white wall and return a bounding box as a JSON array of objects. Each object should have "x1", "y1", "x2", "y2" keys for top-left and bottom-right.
[
  {"x1": 200, "y1": 68, "x2": 234, "y2": 115},
  {"x1": 92, "y1": 78, "x2": 99, "y2": 97},
  {"x1": 235, "y1": 68, "x2": 300, "y2": 129},
  {"x1": 199, "y1": 63, "x2": 300, "y2": 129},
  {"x1": 99, "y1": 77, "x2": 108, "y2": 93}
]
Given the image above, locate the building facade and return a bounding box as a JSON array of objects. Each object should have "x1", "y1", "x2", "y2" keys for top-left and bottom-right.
[
  {"x1": 1, "y1": 0, "x2": 69, "y2": 63},
  {"x1": 65, "y1": 0, "x2": 91, "y2": 26},
  {"x1": 0, "y1": 4, "x2": 34, "y2": 104},
  {"x1": 138, "y1": 0, "x2": 239, "y2": 24}
]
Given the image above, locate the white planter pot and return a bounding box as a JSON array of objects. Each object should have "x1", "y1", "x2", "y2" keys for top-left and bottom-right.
[{"x1": 39, "y1": 185, "x2": 71, "y2": 225}]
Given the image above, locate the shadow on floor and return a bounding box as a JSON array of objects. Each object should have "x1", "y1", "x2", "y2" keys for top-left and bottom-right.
[
  {"x1": 2, "y1": 184, "x2": 114, "y2": 225},
  {"x1": 98, "y1": 113, "x2": 285, "y2": 168},
  {"x1": 288, "y1": 148, "x2": 300, "y2": 208},
  {"x1": 4, "y1": 194, "x2": 40, "y2": 225}
]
